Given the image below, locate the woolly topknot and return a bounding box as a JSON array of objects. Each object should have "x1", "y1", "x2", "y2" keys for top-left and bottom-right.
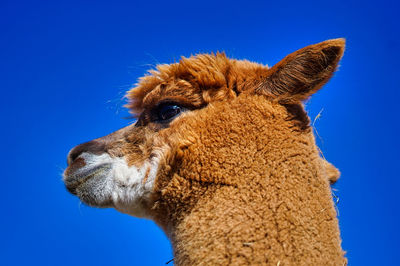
[{"x1": 126, "y1": 52, "x2": 267, "y2": 116}]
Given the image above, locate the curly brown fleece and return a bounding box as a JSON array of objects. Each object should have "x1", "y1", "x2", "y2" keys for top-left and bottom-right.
[{"x1": 123, "y1": 39, "x2": 346, "y2": 265}]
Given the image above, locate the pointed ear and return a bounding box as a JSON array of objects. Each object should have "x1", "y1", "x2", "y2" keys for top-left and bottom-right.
[{"x1": 257, "y1": 38, "x2": 345, "y2": 102}]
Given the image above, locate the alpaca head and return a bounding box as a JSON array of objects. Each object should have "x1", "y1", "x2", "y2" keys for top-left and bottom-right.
[{"x1": 63, "y1": 39, "x2": 344, "y2": 228}]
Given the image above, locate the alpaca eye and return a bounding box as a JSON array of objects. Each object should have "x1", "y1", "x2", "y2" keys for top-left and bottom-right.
[{"x1": 157, "y1": 104, "x2": 183, "y2": 122}]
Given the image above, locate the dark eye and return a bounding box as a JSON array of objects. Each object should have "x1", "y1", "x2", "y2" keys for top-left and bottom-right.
[{"x1": 157, "y1": 104, "x2": 183, "y2": 122}]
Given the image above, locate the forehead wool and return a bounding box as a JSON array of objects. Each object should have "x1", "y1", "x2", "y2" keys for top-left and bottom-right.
[{"x1": 126, "y1": 52, "x2": 268, "y2": 116}]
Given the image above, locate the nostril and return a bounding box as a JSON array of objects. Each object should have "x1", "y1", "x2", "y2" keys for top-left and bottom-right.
[
  {"x1": 67, "y1": 140, "x2": 107, "y2": 165},
  {"x1": 67, "y1": 145, "x2": 84, "y2": 165}
]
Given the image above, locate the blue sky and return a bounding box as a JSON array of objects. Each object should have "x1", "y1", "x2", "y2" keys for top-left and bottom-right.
[{"x1": 1, "y1": 0, "x2": 399, "y2": 265}]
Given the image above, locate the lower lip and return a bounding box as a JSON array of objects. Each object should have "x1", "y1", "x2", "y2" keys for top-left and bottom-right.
[{"x1": 65, "y1": 164, "x2": 111, "y2": 189}]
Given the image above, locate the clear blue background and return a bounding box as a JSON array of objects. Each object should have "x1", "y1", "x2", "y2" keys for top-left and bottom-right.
[{"x1": 1, "y1": 0, "x2": 399, "y2": 265}]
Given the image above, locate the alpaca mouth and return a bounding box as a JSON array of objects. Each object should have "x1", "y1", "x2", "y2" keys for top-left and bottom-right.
[{"x1": 64, "y1": 164, "x2": 112, "y2": 194}]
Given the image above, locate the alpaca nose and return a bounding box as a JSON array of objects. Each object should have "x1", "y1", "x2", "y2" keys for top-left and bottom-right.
[
  {"x1": 67, "y1": 140, "x2": 106, "y2": 165},
  {"x1": 66, "y1": 124, "x2": 134, "y2": 165}
]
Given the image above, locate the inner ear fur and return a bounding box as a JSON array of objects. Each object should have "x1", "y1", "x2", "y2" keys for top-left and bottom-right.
[{"x1": 257, "y1": 38, "x2": 345, "y2": 102}]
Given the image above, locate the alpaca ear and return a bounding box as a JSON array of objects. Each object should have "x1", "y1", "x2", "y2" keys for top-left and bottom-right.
[{"x1": 256, "y1": 39, "x2": 345, "y2": 102}]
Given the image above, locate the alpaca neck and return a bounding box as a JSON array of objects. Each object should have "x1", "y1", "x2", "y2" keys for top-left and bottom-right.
[
  {"x1": 153, "y1": 98, "x2": 346, "y2": 265},
  {"x1": 168, "y1": 158, "x2": 346, "y2": 265}
]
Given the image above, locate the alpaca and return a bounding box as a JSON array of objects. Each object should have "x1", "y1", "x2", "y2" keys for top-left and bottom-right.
[{"x1": 64, "y1": 39, "x2": 346, "y2": 265}]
